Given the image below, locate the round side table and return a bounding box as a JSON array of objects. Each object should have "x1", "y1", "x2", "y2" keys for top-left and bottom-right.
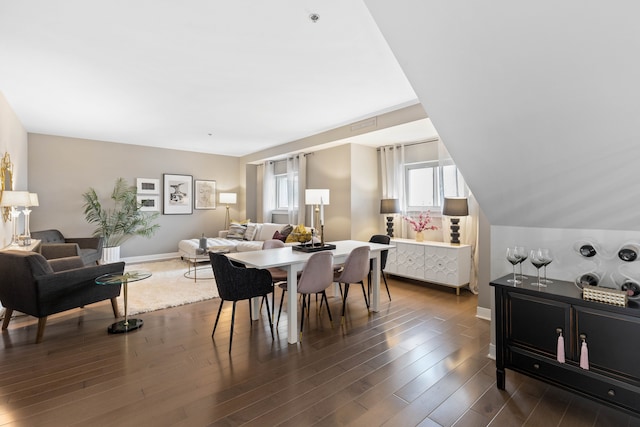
[{"x1": 96, "y1": 270, "x2": 151, "y2": 333}]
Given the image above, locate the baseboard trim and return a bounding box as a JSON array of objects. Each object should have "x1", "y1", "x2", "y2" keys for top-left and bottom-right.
[
  {"x1": 122, "y1": 252, "x2": 181, "y2": 265},
  {"x1": 476, "y1": 306, "x2": 491, "y2": 321}
]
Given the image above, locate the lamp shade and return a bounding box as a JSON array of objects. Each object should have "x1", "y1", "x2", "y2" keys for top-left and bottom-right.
[
  {"x1": 442, "y1": 197, "x2": 469, "y2": 217},
  {"x1": 219, "y1": 192, "x2": 237, "y2": 204},
  {"x1": 380, "y1": 198, "x2": 400, "y2": 214},
  {"x1": 0, "y1": 191, "x2": 31, "y2": 207},
  {"x1": 28, "y1": 193, "x2": 39, "y2": 207},
  {"x1": 305, "y1": 189, "x2": 330, "y2": 205}
]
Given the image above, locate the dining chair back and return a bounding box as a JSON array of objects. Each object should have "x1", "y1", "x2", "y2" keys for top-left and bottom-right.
[
  {"x1": 369, "y1": 234, "x2": 392, "y2": 301},
  {"x1": 334, "y1": 245, "x2": 370, "y2": 319},
  {"x1": 209, "y1": 252, "x2": 274, "y2": 352},
  {"x1": 297, "y1": 251, "x2": 334, "y2": 338}
]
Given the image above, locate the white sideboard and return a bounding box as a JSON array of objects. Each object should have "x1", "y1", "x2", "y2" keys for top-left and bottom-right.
[{"x1": 386, "y1": 238, "x2": 471, "y2": 294}]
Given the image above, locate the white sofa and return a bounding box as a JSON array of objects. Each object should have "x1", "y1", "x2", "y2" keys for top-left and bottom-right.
[{"x1": 178, "y1": 223, "x2": 299, "y2": 261}]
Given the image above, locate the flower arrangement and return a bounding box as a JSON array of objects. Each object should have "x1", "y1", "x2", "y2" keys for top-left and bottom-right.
[{"x1": 403, "y1": 211, "x2": 438, "y2": 232}]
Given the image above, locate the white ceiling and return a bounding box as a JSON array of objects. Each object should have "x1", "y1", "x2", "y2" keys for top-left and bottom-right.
[{"x1": 0, "y1": 1, "x2": 426, "y2": 157}]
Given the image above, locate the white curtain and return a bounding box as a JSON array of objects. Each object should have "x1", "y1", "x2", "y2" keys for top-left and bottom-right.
[
  {"x1": 438, "y1": 140, "x2": 480, "y2": 294},
  {"x1": 286, "y1": 155, "x2": 306, "y2": 225},
  {"x1": 261, "y1": 161, "x2": 275, "y2": 223},
  {"x1": 380, "y1": 145, "x2": 406, "y2": 237}
]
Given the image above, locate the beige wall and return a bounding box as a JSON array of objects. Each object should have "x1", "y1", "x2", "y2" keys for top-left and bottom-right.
[
  {"x1": 0, "y1": 92, "x2": 28, "y2": 247},
  {"x1": 28, "y1": 134, "x2": 241, "y2": 258}
]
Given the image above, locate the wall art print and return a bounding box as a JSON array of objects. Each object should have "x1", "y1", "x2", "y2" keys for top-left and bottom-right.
[
  {"x1": 163, "y1": 173, "x2": 192, "y2": 215},
  {"x1": 194, "y1": 179, "x2": 216, "y2": 210}
]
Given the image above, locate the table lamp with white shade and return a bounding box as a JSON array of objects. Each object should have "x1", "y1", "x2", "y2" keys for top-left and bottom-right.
[
  {"x1": 0, "y1": 191, "x2": 31, "y2": 245},
  {"x1": 219, "y1": 192, "x2": 237, "y2": 230}
]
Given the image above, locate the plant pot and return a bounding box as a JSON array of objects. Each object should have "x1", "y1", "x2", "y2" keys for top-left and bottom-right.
[
  {"x1": 415, "y1": 231, "x2": 424, "y2": 242},
  {"x1": 101, "y1": 246, "x2": 121, "y2": 264}
]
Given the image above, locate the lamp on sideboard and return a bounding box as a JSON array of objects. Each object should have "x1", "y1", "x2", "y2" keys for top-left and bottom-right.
[
  {"x1": 380, "y1": 198, "x2": 400, "y2": 237},
  {"x1": 0, "y1": 191, "x2": 30, "y2": 245},
  {"x1": 442, "y1": 197, "x2": 469, "y2": 245},
  {"x1": 219, "y1": 192, "x2": 237, "y2": 231},
  {"x1": 23, "y1": 193, "x2": 39, "y2": 239}
]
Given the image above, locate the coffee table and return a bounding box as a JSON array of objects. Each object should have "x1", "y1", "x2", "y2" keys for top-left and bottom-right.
[{"x1": 95, "y1": 270, "x2": 151, "y2": 333}]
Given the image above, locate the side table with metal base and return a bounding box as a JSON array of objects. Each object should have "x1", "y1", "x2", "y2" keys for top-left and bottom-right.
[{"x1": 96, "y1": 270, "x2": 151, "y2": 333}]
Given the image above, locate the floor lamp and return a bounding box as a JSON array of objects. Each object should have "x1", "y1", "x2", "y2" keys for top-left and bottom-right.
[
  {"x1": 380, "y1": 198, "x2": 400, "y2": 237},
  {"x1": 219, "y1": 192, "x2": 237, "y2": 230},
  {"x1": 442, "y1": 197, "x2": 469, "y2": 245}
]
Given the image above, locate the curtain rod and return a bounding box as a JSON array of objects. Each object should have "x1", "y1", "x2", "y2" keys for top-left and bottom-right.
[{"x1": 376, "y1": 137, "x2": 440, "y2": 151}]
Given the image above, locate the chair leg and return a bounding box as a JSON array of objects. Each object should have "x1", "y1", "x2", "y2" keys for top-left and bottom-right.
[
  {"x1": 300, "y1": 293, "x2": 307, "y2": 340},
  {"x1": 110, "y1": 297, "x2": 119, "y2": 317},
  {"x1": 212, "y1": 300, "x2": 224, "y2": 337},
  {"x1": 229, "y1": 301, "x2": 237, "y2": 353},
  {"x1": 277, "y1": 288, "x2": 286, "y2": 326},
  {"x1": 2, "y1": 308, "x2": 13, "y2": 330},
  {"x1": 382, "y1": 271, "x2": 391, "y2": 301},
  {"x1": 360, "y1": 280, "x2": 370, "y2": 309},
  {"x1": 36, "y1": 317, "x2": 47, "y2": 344},
  {"x1": 341, "y1": 283, "x2": 350, "y2": 319},
  {"x1": 322, "y1": 291, "x2": 332, "y2": 322},
  {"x1": 264, "y1": 294, "x2": 274, "y2": 340}
]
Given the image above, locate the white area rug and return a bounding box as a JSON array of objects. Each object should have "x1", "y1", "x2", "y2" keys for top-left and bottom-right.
[{"x1": 119, "y1": 259, "x2": 219, "y2": 316}]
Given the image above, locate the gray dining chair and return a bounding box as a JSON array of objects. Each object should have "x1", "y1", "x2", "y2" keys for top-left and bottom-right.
[
  {"x1": 297, "y1": 251, "x2": 334, "y2": 339},
  {"x1": 333, "y1": 246, "x2": 370, "y2": 321}
]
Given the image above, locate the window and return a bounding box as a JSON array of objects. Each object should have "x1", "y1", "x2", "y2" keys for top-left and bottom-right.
[
  {"x1": 274, "y1": 173, "x2": 298, "y2": 211},
  {"x1": 405, "y1": 161, "x2": 465, "y2": 210}
]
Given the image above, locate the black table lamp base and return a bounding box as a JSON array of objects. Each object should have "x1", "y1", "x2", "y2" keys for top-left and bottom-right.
[
  {"x1": 386, "y1": 216, "x2": 395, "y2": 237},
  {"x1": 449, "y1": 218, "x2": 461, "y2": 245}
]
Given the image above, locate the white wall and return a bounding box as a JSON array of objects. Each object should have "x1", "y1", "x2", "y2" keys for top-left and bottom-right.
[{"x1": 0, "y1": 91, "x2": 28, "y2": 247}]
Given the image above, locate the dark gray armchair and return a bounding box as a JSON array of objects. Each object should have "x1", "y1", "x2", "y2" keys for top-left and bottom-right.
[
  {"x1": 31, "y1": 229, "x2": 103, "y2": 266},
  {"x1": 0, "y1": 250, "x2": 124, "y2": 343}
]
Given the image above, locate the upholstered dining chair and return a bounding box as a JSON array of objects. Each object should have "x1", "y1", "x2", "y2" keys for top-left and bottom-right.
[
  {"x1": 333, "y1": 246, "x2": 371, "y2": 320},
  {"x1": 297, "y1": 251, "x2": 334, "y2": 339},
  {"x1": 368, "y1": 234, "x2": 392, "y2": 301},
  {"x1": 209, "y1": 252, "x2": 274, "y2": 353}
]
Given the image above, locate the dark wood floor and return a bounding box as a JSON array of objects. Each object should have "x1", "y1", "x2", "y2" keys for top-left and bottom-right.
[{"x1": 1, "y1": 275, "x2": 639, "y2": 426}]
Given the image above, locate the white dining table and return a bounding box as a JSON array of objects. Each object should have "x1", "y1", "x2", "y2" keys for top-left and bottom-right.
[{"x1": 225, "y1": 239, "x2": 393, "y2": 344}]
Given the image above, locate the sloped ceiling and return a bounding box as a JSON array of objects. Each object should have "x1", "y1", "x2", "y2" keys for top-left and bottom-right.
[
  {"x1": 366, "y1": 0, "x2": 640, "y2": 231},
  {"x1": 0, "y1": 1, "x2": 419, "y2": 156}
]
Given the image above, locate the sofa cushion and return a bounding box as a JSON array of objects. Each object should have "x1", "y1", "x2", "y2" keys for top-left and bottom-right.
[
  {"x1": 227, "y1": 223, "x2": 247, "y2": 239},
  {"x1": 256, "y1": 223, "x2": 284, "y2": 241},
  {"x1": 244, "y1": 223, "x2": 258, "y2": 241}
]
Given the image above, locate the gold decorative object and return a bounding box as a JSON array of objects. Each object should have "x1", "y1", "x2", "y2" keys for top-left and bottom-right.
[
  {"x1": 582, "y1": 284, "x2": 627, "y2": 307},
  {"x1": 1, "y1": 152, "x2": 13, "y2": 222},
  {"x1": 292, "y1": 232, "x2": 312, "y2": 244}
]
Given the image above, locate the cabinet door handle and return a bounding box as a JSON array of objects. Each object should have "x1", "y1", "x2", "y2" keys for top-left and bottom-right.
[{"x1": 608, "y1": 389, "x2": 616, "y2": 397}]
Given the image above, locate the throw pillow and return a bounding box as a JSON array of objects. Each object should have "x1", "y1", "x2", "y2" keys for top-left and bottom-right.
[
  {"x1": 279, "y1": 224, "x2": 293, "y2": 240},
  {"x1": 244, "y1": 223, "x2": 258, "y2": 241},
  {"x1": 227, "y1": 223, "x2": 247, "y2": 239},
  {"x1": 272, "y1": 230, "x2": 287, "y2": 242}
]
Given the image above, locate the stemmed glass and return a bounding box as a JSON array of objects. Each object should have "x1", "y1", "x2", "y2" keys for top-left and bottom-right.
[
  {"x1": 515, "y1": 246, "x2": 528, "y2": 279},
  {"x1": 530, "y1": 249, "x2": 546, "y2": 288},
  {"x1": 539, "y1": 248, "x2": 553, "y2": 284},
  {"x1": 506, "y1": 248, "x2": 521, "y2": 284}
]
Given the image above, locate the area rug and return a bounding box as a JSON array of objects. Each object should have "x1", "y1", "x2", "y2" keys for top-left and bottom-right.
[{"x1": 119, "y1": 258, "x2": 219, "y2": 316}]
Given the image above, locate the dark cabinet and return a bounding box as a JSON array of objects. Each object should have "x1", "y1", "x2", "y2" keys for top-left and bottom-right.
[{"x1": 492, "y1": 276, "x2": 640, "y2": 416}]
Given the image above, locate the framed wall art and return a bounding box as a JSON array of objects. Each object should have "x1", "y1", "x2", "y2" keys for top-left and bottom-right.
[
  {"x1": 194, "y1": 179, "x2": 216, "y2": 210},
  {"x1": 163, "y1": 173, "x2": 192, "y2": 215},
  {"x1": 136, "y1": 178, "x2": 160, "y2": 194},
  {"x1": 137, "y1": 195, "x2": 159, "y2": 212}
]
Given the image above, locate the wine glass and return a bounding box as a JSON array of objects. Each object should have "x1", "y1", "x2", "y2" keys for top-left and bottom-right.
[
  {"x1": 515, "y1": 246, "x2": 528, "y2": 279},
  {"x1": 506, "y1": 248, "x2": 521, "y2": 284},
  {"x1": 539, "y1": 248, "x2": 553, "y2": 284},
  {"x1": 530, "y1": 249, "x2": 546, "y2": 288}
]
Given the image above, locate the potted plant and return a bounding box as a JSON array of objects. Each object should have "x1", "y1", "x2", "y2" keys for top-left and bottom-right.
[{"x1": 82, "y1": 177, "x2": 160, "y2": 263}]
